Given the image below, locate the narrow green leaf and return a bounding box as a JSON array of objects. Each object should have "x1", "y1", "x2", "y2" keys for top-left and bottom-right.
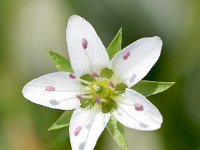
[
  {"x1": 100, "y1": 68, "x2": 114, "y2": 79},
  {"x1": 131, "y1": 80, "x2": 175, "y2": 97},
  {"x1": 107, "y1": 28, "x2": 122, "y2": 59},
  {"x1": 48, "y1": 110, "x2": 73, "y2": 131},
  {"x1": 49, "y1": 50, "x2": 73, "y2": 72},
  {"x1": 107, "y1": 116, "x2": 128, "y2": 150}
]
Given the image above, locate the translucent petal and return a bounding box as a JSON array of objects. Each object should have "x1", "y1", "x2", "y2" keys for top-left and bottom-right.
[
  {"x1": 112, "y1": 89, "x2": 162, "y2": 130},
  {"x1": 66, "y1": 15, "x2": 109, "y2": 76},
  {"x1": 69, "y1": 106, "x2": 110, "y2": 150},
  {"x1": 22, "y1": 72, "x2": 82, "y2": 110},
  {"x1": 110, "y1": 36, "x2": 162, "y2": 87}
]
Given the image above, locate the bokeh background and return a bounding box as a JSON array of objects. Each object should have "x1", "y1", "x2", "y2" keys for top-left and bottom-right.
[{"x1": 0, "y1": 0, "x2": 200, "y2": 150}]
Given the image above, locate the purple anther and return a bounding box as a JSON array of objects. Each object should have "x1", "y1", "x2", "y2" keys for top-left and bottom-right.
[
  {"x1": 95, "y1": 96, "x2": 101, "y2": 103},
  {"x1": 92, "y1": 72, "x2": 99, "y2": 78},
  {"x1": 69, "y1": 73, "x2": 76, "y2": 79},
  {"x1": 82, "y1": 38, "x2": 88, "y2": 49},
  {"x1": 134, "y1": 103, "x2": 144, "y2": 111},
  {"x1": 123, "y1": 51, "x2": 130, "y2": 60},
  {"x1": 109, "y1": 81, "x2": 114, "y2": 88},
  {"x1": 45, "y1": 86, "x2": 55, "y2": 92},
  {"x1": 76, "y1": 94, "x2": 82, "y2": 100},
  {"x1": 74, "y1": 126, "x2": 82, "y2": 136}
]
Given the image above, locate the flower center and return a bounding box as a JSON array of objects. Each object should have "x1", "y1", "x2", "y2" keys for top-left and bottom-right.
[
  {"x1": 91, "y1": 79, "x2": 112, "y2": 99},
  {"x1": 79, "y1": 68, "x2": 127, "y2": 113}
]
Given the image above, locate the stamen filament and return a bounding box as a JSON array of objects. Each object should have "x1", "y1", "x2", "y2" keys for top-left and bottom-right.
[{"x1": 82, "y1": 95, "x2": 93, "y2": 99}]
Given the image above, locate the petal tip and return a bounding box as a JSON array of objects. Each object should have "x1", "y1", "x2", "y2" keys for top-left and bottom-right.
[
  {"x1": 67, "y1": 15, "x2": 87, "y2": 26},
  {"x1": 159, "y1": 114, "x2": 163, "y2": 124},
  {"x1": 68, "y1": 15, "x2": 81, "y2": 21},
  {"x1": 152, "y1": 36, "x2": 163, "y2": 46},
  {"x1": 67, "y1": 15, "x2": 82, "y2": 31},
  {"x1": 21, "y1": 84, "x2": 29, "y2": 98}
]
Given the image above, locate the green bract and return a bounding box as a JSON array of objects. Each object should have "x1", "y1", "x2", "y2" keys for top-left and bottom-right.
[
  {"x1": 48, "y1": 110, "x2": 73, "y2": 131},
  {"x1": 107, "y1": 116, "x2": 128, "y2": 150},
  {"x1": 107, "y1": 28, "x2": 122, "y2": 59},
  {"x1": 131, "y1": 80, "x2": 175, "y2": 97},
  {"x1": 49, "y1": 50, "x2": 73, "y2": 72}
]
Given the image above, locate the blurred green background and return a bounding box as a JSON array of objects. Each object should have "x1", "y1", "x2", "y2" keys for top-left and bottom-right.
[{"x1": 0, "y1": 0, "x2": 200, "y2": 150}]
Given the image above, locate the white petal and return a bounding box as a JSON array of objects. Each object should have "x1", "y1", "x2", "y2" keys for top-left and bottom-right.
[
  {"x1": 22, "y1": 72, "x2": 82, "y2": 110},
  {"x1": 110, "y1": 36, "x2": 163, "y2": 87},
  {"x1": 66, "y1": 15, "x2": 110, "y2": 76},
  {"x1": 112, "y1": 89, "x2": 162, "y2": 131},
  {"x1": 69, "y1": 106, "x2": 110, "y2": 150}
]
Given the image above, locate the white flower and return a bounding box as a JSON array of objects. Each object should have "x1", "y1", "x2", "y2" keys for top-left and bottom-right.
[{"x1": 22, "y1": 15, "x2": 163, "y2": 150}]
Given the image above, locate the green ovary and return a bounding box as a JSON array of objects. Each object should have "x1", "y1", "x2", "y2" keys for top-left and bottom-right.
[{"x1": 91, "y1": 79, "x2": 112, "y2": 99}]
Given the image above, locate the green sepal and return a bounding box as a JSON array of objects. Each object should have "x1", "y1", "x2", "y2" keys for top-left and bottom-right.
[
  {"x1": 131, "y1": 80, "x2": 175, "y2": 97},
  {"x1": 101, "y1": 102, "x2": 109, "y2": 113},
  {"x1": 100, "y1": 68, "x2": 114, "y2": 79},
  {"x1": 80, "y1": 99, "x2": 95, "y2": 109},
  {"x1": 48, "y1": 110, "x2": 73, "y2": 131},
  {"x1": 107, "y1": 116, "x2": 128, "y2": 150},
  {"x1": 101, "y1": 99, "x2": 117, "y2": 113},
  {"x1": 107, "y1": 28, "x2": 122, "y2": 59},
  {"x1": 80, "y1": 74, "x2": 95, "y2": 82},
  {"x1": 115, "y1": 83, "x2": 128, "y2": 94},
  {"x1": 49, "y1": 50, "x2": 73, "y2": 72}
]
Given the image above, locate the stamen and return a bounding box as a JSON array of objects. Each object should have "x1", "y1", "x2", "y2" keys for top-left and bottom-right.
[
  {"x1": 134, "y1": 103, "x2": 144, "y2": 111},
  {"x1": 76, "y1": 94, "x2": 92, "y2": 100},
  {"x1": 80, "y1": 88, "x2": 92, "y2": 94},
  {"x1": 76, "y1": 94, "x2": 82, "y2": 100},
  {"x1": 109, "y1": 81, "x2": 114, "y2": 88},
  {"x1": 95, "y1": 96, "x2": 101, "y2": 103},
  {"x1": 45, "y1": 86, "x2": 55, "y2": 92},
  {"x1": 82, "y1": 38, "x2": 88, "y2": 49},
  {"x1": 92, "y1": 72, "x2": 99, "y2": 78},
  {"x1": 69, "y1": 73, "x2": 76, "y2": 79},
  {"x1": 123, "y1": 51, "x2": 130, "y2": 60},
  {"x1": 74, "y1": 126, "x2": 82, "y2": 136}
]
